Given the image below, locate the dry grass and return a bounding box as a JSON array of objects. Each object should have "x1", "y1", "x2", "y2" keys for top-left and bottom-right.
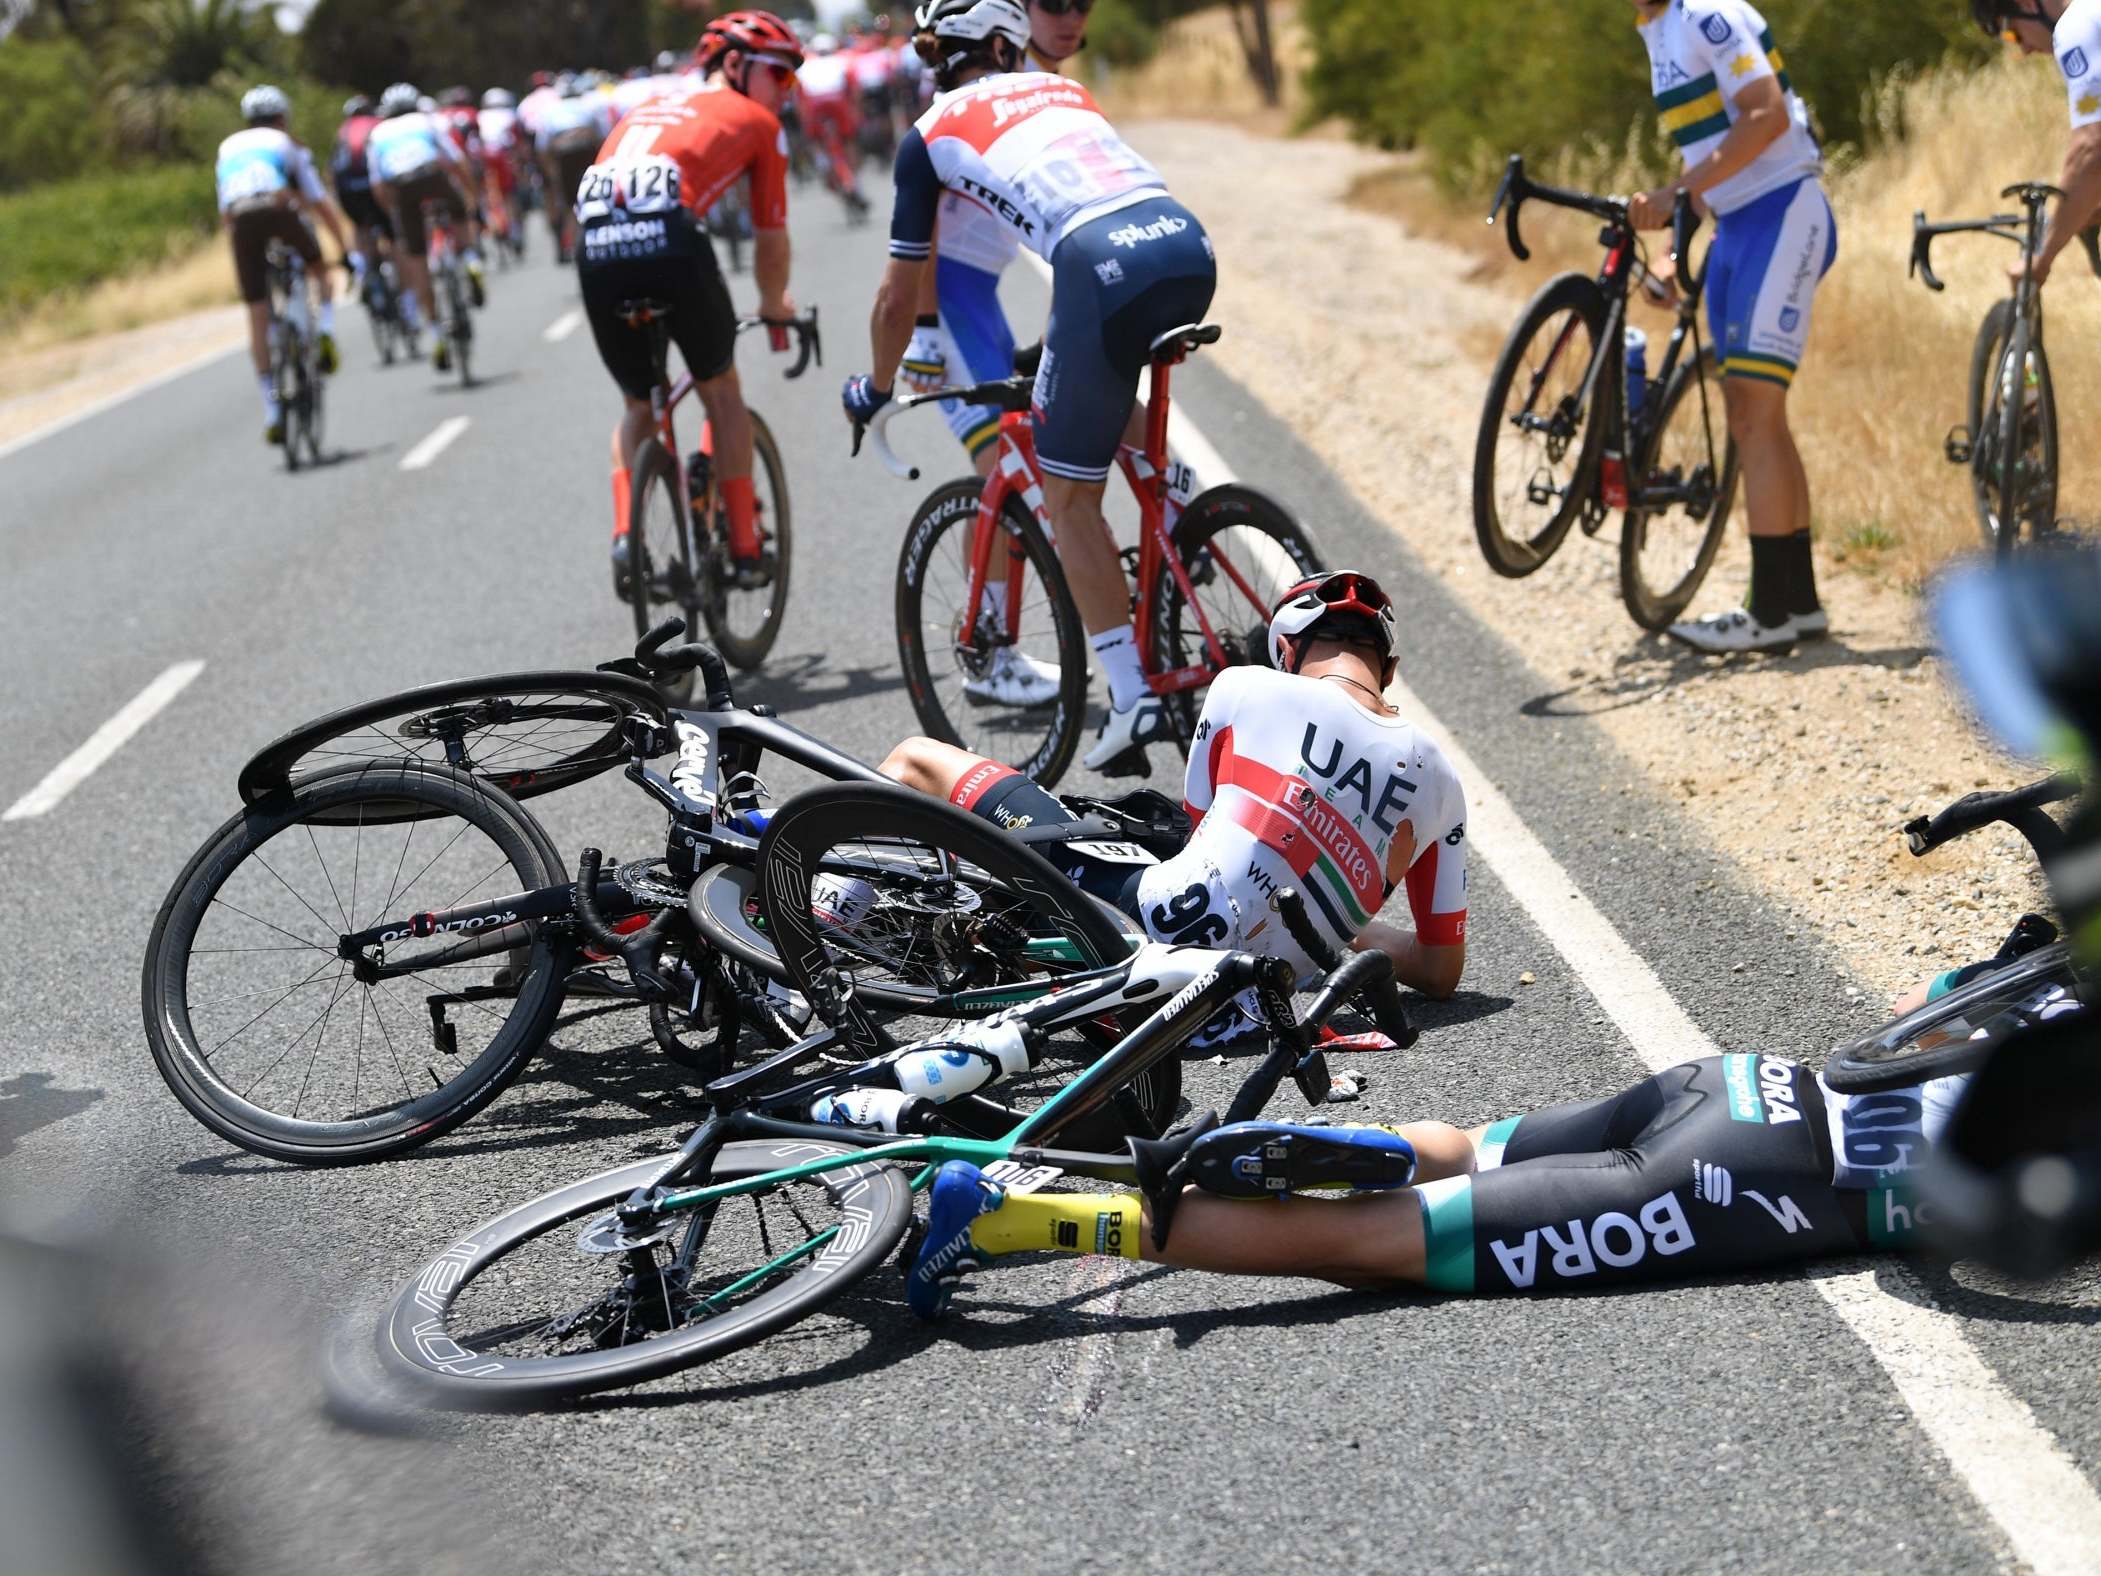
[
  {"x1": 1348, "y1": 52, "x2": 2101, "y2": 589},
  {"x1": 0, "y1": 239, "x2": 238, "y2": 404},
  {"x1": 1089, "y1": 2, "x2": 1314, "y2": 133}
]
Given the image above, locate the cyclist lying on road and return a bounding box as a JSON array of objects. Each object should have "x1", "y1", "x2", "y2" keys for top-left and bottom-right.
[
  {"x1": 907, "y1": 958, "x2": 2081, "y2": 1315},
  {"x1": 879, "y1": 570, "x2": 1469, "y2": 1005}
]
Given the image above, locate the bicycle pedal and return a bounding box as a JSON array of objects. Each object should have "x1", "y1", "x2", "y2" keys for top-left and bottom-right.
[{"x1": 1944, "y1": 425, "x2": 1973, "y2": 465}]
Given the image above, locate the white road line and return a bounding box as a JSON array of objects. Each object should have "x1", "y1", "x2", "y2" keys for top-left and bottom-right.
[
  {"x1": 0, "y1": 340, "x2": 243, "y2": 467},
  {"x1": 399, "y1": 416, "x2": 471, "y2": 472},
  {"x1": 543, "y1": 309, "x2": 584, "y2": 343},
  {"x1": 1386, "y1": 667, "x2": 2101, "y2": 1576},
  {"x1": 4, "y1": 660, "x2": 206, "y2": 821}
]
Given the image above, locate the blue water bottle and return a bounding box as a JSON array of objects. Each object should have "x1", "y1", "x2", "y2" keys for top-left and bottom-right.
[{"x1": 1624, "y1": 328, "x2": 1649, "y2": 423}]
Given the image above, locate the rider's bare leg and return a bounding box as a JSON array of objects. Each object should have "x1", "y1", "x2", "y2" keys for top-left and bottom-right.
[
  {"x1": 878, "y1": 736, "x2": 983, "y2": 799},
  {"x1": 695, "y1": 365, "x2": 763, "y2": 557}
]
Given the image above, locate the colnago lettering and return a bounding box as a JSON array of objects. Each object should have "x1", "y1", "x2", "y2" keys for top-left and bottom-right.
[
  {"x1": 380, "y1": 908, "x2": 520, "y2": 945},
  {"x1": 1108, "y1": 214, "x2": 1188, "y2": 249},
  {"x1": 1489, "y1": 1191, "x2": 1696, "y2": 1287}
]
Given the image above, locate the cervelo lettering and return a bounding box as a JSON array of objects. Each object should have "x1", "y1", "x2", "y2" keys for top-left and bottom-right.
[
  {"x1": 670, "y1": 720, "x2": 711, "y2": 801},
  {"x1": 1108, "y1": 214, "x2": 1187, "y2": 249},
  {"x1": 1489, "y1": 1191, "x2": 1695, "y2": 1287}
]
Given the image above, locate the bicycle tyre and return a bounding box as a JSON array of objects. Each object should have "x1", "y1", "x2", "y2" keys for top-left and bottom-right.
[
  {"x1": 1994, "y1": 318, "x2": 2029, "y2": 558},
  {"x1": 1618, "y1": 347, "x2": 1739, "y2": 631},
  {"x1": 895, "y1": 479, "x2": 1088, "y2": 789},
  {"x1": 628, "y1": 437, "x2": 701, "y2": 705},
  {"x1": 303, "y1": 346, "x2": 327, "y2": 467},
  {"x1": 757, "y1": 781, "x2": 1132, "y2": 1056},
  {"x1": 237, "y1": 670, "x2": 669, "y2": 809},
  {"x1": 1991, "y1": 322, "x2": 2056, "y2": 554},
  {"x1": 1967, "y1": 300, "x2": 2013, "y2": 550},
  {"x1": 1823, "y1": 943, "x2": 2082, "y2": 1092},
  {"x1": 696, "y1": 411, "x2": 792, "y2": 671},
  {"x1": 375, "y1": 1138, "x2": 914, "y2": 1406},
  {"x1": 1472, "y1": 272, "x2": 1610, "y2": 577},
  {"x1": 143, "y1": 763, "x2": 569, "y2": 1164},
  {"x1": 448, "y1": 271, "x2": 474, "y2": 388},
  {"x1": 1147, "y1": 483, "x2": 1325, "y2": 745},
  {"x1": 273, "y1": 324, "x2": 300, "y2": 475}
]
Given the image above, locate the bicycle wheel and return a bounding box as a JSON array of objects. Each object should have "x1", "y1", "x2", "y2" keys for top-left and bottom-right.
[
  {"x1": 1967, "y1": 300, "x2": 2013, "y2": 550},
  {"x1": 1823, "y1": 943, "x2": 2081, "y2": 1093},
  {"x1": 627, "y1": 438, "x2": 700, "y2": 705},
  {"x1": 237, "y1": 670, "x2": 668, "y2": 809},
  {"x1": 272, "y1": 325, "x2": 300, "y2": 475},
  {"x1": 1148, "y1": 483, "x2": 1325, "y2": 745},
  {"x1": 1472, "y1": 272, "x2": 1610, "y2": 577},
  {"x1": 695, "y1": 411, "x2": 792, "y2": 671},
  {"x1": 1987, "y1": 319, "x2": 2056, "y2": 557},
  {"x1": 301, "y1": 344, "x2": 327, "y2": 466},
  {"x1": 448, "y1": 271, "x2": 474, "y2": 388},
  {"x1": 895, "y1": 480, "x2": 1088, "y2": 789},
  {"x1": 1618, "y1": 347, "x2": 1739, "y2": 631},
  {"x1": 143, "y1": 763, "x2": 569, "y2": 1164},
  {"x1": 376, "y1": 1138, "x2": 914, "y2": 1406}
]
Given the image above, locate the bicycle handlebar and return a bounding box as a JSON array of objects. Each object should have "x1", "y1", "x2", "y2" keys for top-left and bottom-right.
[
  {"x1": 738, "y1": 309, "x2": 821, "y2": 380},
  {"x1": 1488, "y1": 154, "x2": 1630, "y2": 264},
  {"x1": 1902, "y1": 773, "x2": 2078, "y2": 861},
  {"x1": 1274, "y1": 888, "x2": 1418, "y2": 1049},
  {"x1": 631, "y1": 616, "x2": 734, "y2": 709}
]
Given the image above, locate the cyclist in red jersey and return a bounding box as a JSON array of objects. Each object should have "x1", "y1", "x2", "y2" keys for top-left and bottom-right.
[
  {"x1": 795, "y1": 33, "x2": 870, "y2": 217},
  {"x1": 578, "y1": 11, "x2": 801, "y2": 592}
]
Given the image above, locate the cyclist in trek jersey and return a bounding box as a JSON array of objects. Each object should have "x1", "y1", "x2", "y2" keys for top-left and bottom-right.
[
  {"x1": 905, "y1": 958, "x2": 2078, "y2": 1318},
  {"x1": 844, "y1": 0, "x2": 1218, "y2": 775},
  {"x1": 881, "y1": 570, "x2": 1470, "y2": 1000},
  {"x1": 1624, "y1": 0, "x2": 1835, "y2": 655},
  {"x1": 215, "y1": 86, "x2": 351, "y2": 444},
  {"x1": 578, "y1": 11, "x2": 801, "y2": 597},
  {"x1": 1971, "y1": 0, "x2": 2101, "y2": 285},
  {"x1": 368, "y1": 82, "x2": 485, "y2": 370}
]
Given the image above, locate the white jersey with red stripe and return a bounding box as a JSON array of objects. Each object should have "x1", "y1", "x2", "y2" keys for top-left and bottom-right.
[
  {"x1": 888, "y1": 71, "x2": 1165, "y2": 264},
  {"x1": 1132, "y1": 666, "x2": 1469, "y2": 981}
]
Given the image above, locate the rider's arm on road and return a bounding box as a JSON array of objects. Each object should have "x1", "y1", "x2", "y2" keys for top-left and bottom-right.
[
  {"x1": 1356, "y1": 918, "x2": 1464, "y2": 1002},
  {"x1": 2039, "y1": 124, "x2": 2101, "y2": 275}
]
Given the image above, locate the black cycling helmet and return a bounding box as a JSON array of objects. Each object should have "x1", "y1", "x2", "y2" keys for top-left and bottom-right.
[{"x1": 1971, "y1": 0, "x2": 2050, "y2": 35}]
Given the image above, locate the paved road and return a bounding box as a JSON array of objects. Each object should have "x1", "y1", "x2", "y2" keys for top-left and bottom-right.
[{"x1": 2, "y1": 162, "x2": 2096, "y2": 1576}]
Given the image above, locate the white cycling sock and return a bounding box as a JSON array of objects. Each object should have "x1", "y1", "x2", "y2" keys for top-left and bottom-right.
[
  {"x1": 258, "y1": 373, "x2": 280, "y2": 418},
  {"x1": 1089, "y1": 624, "x2": 1146, "y2": 712},
  {"x1": 318, "y1": 301, "x2": 335, "y2": 333},
  {"x1": 402, "y1": 294, "x2": 423, "y2": 329}
]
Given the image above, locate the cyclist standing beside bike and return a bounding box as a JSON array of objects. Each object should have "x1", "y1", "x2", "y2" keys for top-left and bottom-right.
[
  {"x1": 367, "y1": 82, "x2": 484, "y2": 371},
  {"x1": 1973, "y1": 0, "x2": 2101, "y2": 286},
  {"x1": 1624, "y1": 0, "x2": 1835, "y2": 654},
  {"x1": 579, "y1": 11, "x2": 802, "y2": 594},
  {"x1": 845, "y1": 0, "x2": 1218, "y2": 774},
  {"x1": 216, "y1": 86, "x2": 350, "y2": 444}
]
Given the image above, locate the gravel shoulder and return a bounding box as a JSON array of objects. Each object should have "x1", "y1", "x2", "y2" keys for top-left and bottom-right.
[{"x1": 1129, "y1": 120, "x2": 2051, "y2": 1002}]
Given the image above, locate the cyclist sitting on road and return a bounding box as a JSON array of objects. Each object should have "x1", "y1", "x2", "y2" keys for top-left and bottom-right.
[
  {"x1": 536, "y1": 73, "x2": 615, "y2": 263},
  {"x1": 1973, "y1": 0, "x2": 2101, "y2": 286},
  {"x1": 907, "y1": 958, "x2": 2081, "y2": 1318},
  {"x1": 845, "y1": 0, "x2": 1219, "y2": 776},
  {"x1": 882, "y1": 570, "x2": 1469, "y2": 1017},
  {"x1": 577, "y1": 10, "x2": 802, "y2": 596},
  {"x1": 1623, "y1": 0, "x2": 1835, "y2": 655},
  {"x1": 367, "y1": 81, "x2": 485, "y2": 372},
  {"x1": 215, "y1": 86, "x2": 351, "y2": 445}
]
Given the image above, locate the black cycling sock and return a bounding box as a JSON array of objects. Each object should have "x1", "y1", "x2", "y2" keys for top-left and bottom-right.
[
  {"x1": 1785, "y1": 529, "x2": 1821, "y2": 616},
  {"x1": 1747, "y1": 534, "x2": 1790, "y2": 628}
]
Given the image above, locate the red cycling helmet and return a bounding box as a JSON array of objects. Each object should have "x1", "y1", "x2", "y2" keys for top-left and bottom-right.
[
  {"x1": 1267, "y1": 571, "x2": 1397, "y2": 673},
  {"x1": 697, "y1": 10, "x2": 805, "y2": 83},
  {"x1": 530, "y1": 70, "x2": 553, "y2": 89}
]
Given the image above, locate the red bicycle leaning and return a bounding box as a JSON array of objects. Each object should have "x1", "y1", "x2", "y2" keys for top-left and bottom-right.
[{"x1": 861, "y1": 321, "x2": 1323, "y2": 787}]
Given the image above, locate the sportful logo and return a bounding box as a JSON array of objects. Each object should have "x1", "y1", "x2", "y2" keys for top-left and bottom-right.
[
  {"x1": 1108, "y1": 215, "x2": 1188, "y2": 249},
  {"x1": 1694, "y1": 1159, "x2": 1733, "y2": 1205}
]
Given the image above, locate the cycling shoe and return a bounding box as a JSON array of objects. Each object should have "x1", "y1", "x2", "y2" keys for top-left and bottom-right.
[{"x1": 1183, "y1": 1121, "x2": 1417, "y2": 1199}]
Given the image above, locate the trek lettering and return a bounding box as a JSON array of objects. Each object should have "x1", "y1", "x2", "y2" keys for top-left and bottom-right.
[{"x1": 955, "y1": 174, "x2": 1036, "y2": 236}]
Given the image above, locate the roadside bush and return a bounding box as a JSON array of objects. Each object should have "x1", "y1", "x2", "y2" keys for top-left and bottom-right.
[
  {"x1": 1302, "y1": 0, "x2": 1995, "y2": 190},
  {"x1": 0, "y1": 164, "x2": 218, "y2": 319},
  {"x1": 0, "y1": 36, "x2": 113, "y2": 191}
]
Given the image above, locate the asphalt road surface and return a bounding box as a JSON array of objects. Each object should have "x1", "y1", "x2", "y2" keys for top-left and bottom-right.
[{"x1": 2, "y1": 166, "x2": 2096, "y2": 1576}]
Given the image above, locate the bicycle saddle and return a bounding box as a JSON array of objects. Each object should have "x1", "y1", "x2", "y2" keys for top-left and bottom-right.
[
  {"x1": 1149, "y1": 322, "x2": 1222, "y2": 363},
  {"x1": 617, "y1": 297, "x2": 674, "y2": 323},
  {"x1": 955, "y1": 376, "x2": 1035, "y2": 413}
]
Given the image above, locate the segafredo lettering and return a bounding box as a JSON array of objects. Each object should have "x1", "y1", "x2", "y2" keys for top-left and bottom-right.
[
  {"x1": 1489, "y1": 1191, "x2": 1695, "y2": 1287},
  {"x1": 988, "y1": 84, "x2": 1086, "y2": 127}
]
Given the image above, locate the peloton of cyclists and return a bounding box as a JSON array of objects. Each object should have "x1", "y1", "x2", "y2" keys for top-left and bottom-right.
[
  {"x1": 215, "y1": 85, "x2": 351, "y2": 444},
  {"x1": 536, "y1": 73, "x2": 615, "y2": 262},
  {"x1": 576, "y1": 11, "x2": 803, "y2": 599},
  {"x1": 367, "y1": 81, "x2": 485, "y2": 372},
  {"x1": 1623, "y1": 0, "x2": 1835, "y2": 654},
  {"x1": 1972, "y1": 0, "x2": 2101, "y2": 285},
  {"x1": 845, "y1": 0, "x2": 1219, "y2": 776}
]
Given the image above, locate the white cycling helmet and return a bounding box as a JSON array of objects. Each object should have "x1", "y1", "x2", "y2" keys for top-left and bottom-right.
[
  {"x1": 916, "y1": 0, "x2": 1029, "y2": 50},
  {"x1": 1266, "y1": 571, "x2": 1398, "y2": 673},
  {"x1": 482, "y1": 87, "x2": 516, "y2": 108},
  {"x1": 241, "y1": 84, "x2": 290, "y2": 122},
  {"x1": 379, "y1": 82, "x2": 421, "y2": 116},
  {"x1": 810, "y1": 32, "x2": 838, "y2": 53}
]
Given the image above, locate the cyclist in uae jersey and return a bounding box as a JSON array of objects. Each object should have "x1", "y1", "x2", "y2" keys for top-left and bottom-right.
[
  {"x1": 905, "y1": 956, "x2": 2073, "y2": 1319},
  {"x1": 216, "y1": 86, "x2": 350, "y2": 444},
  {"x1": 1972, "y1": 0, "x2": 2101, "y2": 285},
  {"x1": 844, "y1": 0, "x2": 1218, "y2": 776},
  {"x1": 1624, "y1": 0, "x2": 1836, "y2": 657},
  {"x1": 880, "y1": 570, "x2": 1470, "y2": 1001},
  {"x1": 579, "y1": 10, "x2": 800, "y2": 597}
]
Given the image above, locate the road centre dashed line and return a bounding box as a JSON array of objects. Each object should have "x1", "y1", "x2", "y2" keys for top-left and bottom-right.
[
  {"x1": 399, "y1": 416, "x2": 471, "y2": 472},
  {"x1": 4, "y1": 660, "x2": 206, "y2": 821},
  {"x1": 543, "y1": 309, "x2": 584, "y2": 343},
  {"x1": 1087, "y1": 372, "x2": 2101, "y2": 1563}
]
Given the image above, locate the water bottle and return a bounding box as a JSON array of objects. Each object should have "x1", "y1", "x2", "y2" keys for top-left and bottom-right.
[
  {"x1": 810, "y1": 1088, "x2": 923, "y2": 1132},
  {"x1": 892, "y1": 1021, "x2": 1031, "y2": 1103},
  {"x1": 809, "y1": 873, "x2": 877, "y2": 931},
  {"x1": 1623, "y1": 328, "x2": 1649, "y2": 425},
  {"x1": 726, "y1": 807, "x2": 773, "y2": 838}
]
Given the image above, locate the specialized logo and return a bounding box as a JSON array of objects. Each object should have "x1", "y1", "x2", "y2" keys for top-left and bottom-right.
[
  {"x1": 1108, "y1": 214, "x2": 1188, "y2": 249},
  {"x1": 1094, "y1": 258, "x2": 1125, "y2": 284},
  {"x1": 2064, "y1": 45, "x2": 2091, "y2": 78},
  {"x1": 1489, "y1": 1191, "x2": 1695, "y2": 1287},
  {"x1": 1699, "y1": 11, "x2": 1733, "y2": 45}
]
